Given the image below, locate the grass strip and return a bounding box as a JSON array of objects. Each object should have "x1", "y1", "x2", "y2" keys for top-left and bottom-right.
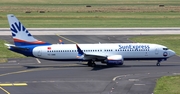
[
  {"x1": 0, "y1": 40, "x2": 25, "y2": 63},
  {"x1": 154, "y1": 75, "x2": 180, "y2": 94},
  {"x1": 130, "y1": 35, "x2": 180, "y2": 55},
  {"x1": 1, "y1": 0, "x2": 180, "y2": 28}
]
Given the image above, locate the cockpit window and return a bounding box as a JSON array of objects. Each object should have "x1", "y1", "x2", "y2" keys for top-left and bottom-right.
[{"x1": 163, "y1": 48, "x2": 168, "y2": 50}]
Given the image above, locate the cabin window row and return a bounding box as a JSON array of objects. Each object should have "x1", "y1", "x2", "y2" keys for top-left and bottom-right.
[
  {"x1": 48, "y1": 50, "x2": 77, "y2": 52},
  {"x1": 47, "y1": 49, "x2": 149, "y2": 52},
  {"x1": 47, "y1": 49, "x2": 104, "y2": 52}
]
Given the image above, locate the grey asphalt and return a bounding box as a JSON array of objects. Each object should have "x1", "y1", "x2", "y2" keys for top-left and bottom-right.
[{"x1": 0, "y1": 35, "x2": 180, "y2": 94}]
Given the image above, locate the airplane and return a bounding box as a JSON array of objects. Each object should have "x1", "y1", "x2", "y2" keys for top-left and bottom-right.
[{"x1": 5, "y1": 14, "x2": 175, "y2": 67}]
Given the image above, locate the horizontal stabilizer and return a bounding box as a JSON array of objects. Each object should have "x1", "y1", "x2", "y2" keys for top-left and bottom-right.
[
  {"x1": 4, "y1": 43, "x2": 28, "y2": 50},
  {"x1": 4, "y1": 43, "x2": 15, "y2": 47}
]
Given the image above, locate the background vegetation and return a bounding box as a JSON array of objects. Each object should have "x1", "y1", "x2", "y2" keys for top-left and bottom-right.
[
  {"x1": 154, "y1": 75, "x2": 180, "y2": 94},
  {"x1": 0, "y1": 0, "x2": 180, "y2": 27},
  {"x1": 130, "y1": 35, "x2": 180, "y2": 55},
  {"x1": 0, "y1": 40, "x2": 24, "y2": 63}
]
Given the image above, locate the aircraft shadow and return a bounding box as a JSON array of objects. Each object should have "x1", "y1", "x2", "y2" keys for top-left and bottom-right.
[
  {"x1": 127, "y1": 64, "x2": 180, "y2": 67},
  {"x1": 90, "y1": 64, "x2": 180, "y2": 71},
  {"x1": 24, "y1": 63, "x2": 126, "y2": 70},
  {"x1": 24, "y1": 64, "x2": 88, "y2": 69},
  {"x1": 24, "y1": 63, "x2": 180, "y2": 71}
]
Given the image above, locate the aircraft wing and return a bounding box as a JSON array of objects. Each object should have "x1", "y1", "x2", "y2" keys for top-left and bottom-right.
[
  {"x1": 82, "y1": 54, "x2": 107, "y2": 60},
  {"x1": 76, "y1": 44, "x2": 107, "y2": 60}
]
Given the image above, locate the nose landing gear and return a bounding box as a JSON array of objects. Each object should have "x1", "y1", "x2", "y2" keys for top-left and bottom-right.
[
  {"x1": 156, "y1": 62, "x2": 160, "y2": 66},
  {"x1": 156, "y1": 59, "x2": 167, "y2": 66}
]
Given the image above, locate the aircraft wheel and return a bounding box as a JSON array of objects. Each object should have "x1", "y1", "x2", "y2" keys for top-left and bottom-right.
[
  {"x1": 156, "y1": 59, "x2": 162, "y2": 66},
  {"x1": 119, "y1": 63, "x2": 124, "y2": 65},
  {"x1": 87, "y1": 61, "x2": 96, "y2": 67},
  {"x1": 156, "y1": 62, "x2": 160, "y2": 66},
  {"x1": 91, "y1": 62, "x2": 96, "y2": 67},
  {"x1": 87, "y1": 61, "x2": 92, "y2": 67}
]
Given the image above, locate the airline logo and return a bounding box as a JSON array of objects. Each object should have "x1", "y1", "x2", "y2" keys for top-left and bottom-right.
[
  {"x1": 10, "y1": 21, "x2": 38, "y2": 42},
  {"x1": 119, "y1": 45, "x2": 150, "y2": 51},
  {"x1": 11, "y1": 22, "x2": 32, "y2": 37}
]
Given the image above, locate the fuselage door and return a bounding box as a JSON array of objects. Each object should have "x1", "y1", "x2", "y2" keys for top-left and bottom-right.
[
  {"x1": 145, "y1": 51, "x2": 148, "y2": 56},
  {"x1": 155, "y1": 48, "x2": 159, "y2": 55},
  {"x1": 37, "y1": 50, "x2": 42, "y2": 56}
]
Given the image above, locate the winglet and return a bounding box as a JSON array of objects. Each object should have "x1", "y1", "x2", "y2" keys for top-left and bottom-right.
[{"x1": 76, "y1": 44, "x2": 84, "y2": 57}]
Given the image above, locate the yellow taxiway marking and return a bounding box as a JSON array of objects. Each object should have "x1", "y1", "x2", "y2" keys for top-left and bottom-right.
[
  {"x1": 0, "y1": 83, "x2": 27, "y2": 86},
  {"x1": 0, "y1": 87, "x2": 10, "y2": 94},
  {"x1": 0, "y1": 83, "x2": 27, "y2": 94},
  {"x1": 0, "y1": 67, "x2": 73, "y2": 77},
  {"x1": 0, "y1": 84, "x2": 12, "y2": 86},
  {"x1": 13, "y1": 83, "x2": 27, "y2": 86},
  {"x1": 0, "y1": 66, "x2": 23, "y2": 69},
  {"x1": 0, "y1": 68, "x2": 53, "y2": 77},
  {"x1": 56, "y1": 34, "x2": 78, "y2": 44}
]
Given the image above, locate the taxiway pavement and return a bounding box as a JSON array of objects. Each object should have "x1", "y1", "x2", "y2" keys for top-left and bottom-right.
[{"x1": 0, "y1": 35, "x2": 180, "y2": 94}]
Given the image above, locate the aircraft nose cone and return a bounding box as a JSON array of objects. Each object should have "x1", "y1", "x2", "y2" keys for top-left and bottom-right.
[{"x1": 170, "y1": 50, "x2": 176, "y2": 56}]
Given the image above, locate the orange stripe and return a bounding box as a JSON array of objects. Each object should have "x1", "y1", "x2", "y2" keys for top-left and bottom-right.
[{"x1": 13, "y1": 38, "x2": 46, "y2": 44}]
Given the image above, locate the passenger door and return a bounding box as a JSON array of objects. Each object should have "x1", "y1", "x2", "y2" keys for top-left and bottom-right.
[
  {"x1": 155, "y1": 48, "x2": 159, "y2": 55},
  {"x1": 37, "y1": 50, "x2": 42, "y2": 56}
]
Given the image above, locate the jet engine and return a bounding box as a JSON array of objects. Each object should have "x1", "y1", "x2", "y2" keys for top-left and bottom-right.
[{"x1": 102, "y1": 55, "x2": 124, "y2": 65}]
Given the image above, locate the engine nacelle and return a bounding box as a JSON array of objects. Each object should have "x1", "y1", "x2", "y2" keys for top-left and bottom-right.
[{"x1": 102, "y1": 55, "x2": 124, "y2": 65}]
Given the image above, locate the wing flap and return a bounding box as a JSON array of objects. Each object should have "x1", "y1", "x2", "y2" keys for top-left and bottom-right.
[{"x1": 84, "y1": 54, "x2": 106, "y2": 60}]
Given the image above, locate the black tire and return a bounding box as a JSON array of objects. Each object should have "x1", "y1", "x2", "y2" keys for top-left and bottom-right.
[
  {"x1": 91, "y1": 62, "x2": 96, "y2": 67},
  {"x1": 156, "y1": 63, "x2": 160, "y2": 66},
  {"x1": 119, "y1": 63, "x2": 123, "y2": 65},
  {"x1": 87, "y1": 61, "x2": 92, "y2": 67}
]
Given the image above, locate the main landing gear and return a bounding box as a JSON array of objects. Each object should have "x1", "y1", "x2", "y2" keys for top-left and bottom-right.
[{"x1": 87, "y1": 60, "x2": 96, "y2": 67}]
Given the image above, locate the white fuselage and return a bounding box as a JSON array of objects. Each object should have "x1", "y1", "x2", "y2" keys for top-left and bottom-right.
[{"x1": 32, "y1": 43, "x2": 175, "y2": 61}]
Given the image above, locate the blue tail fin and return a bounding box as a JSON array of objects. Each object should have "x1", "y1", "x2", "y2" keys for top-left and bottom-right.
[{"x1": 7, "y1": 14, "x2": 51, "y2": 46}]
